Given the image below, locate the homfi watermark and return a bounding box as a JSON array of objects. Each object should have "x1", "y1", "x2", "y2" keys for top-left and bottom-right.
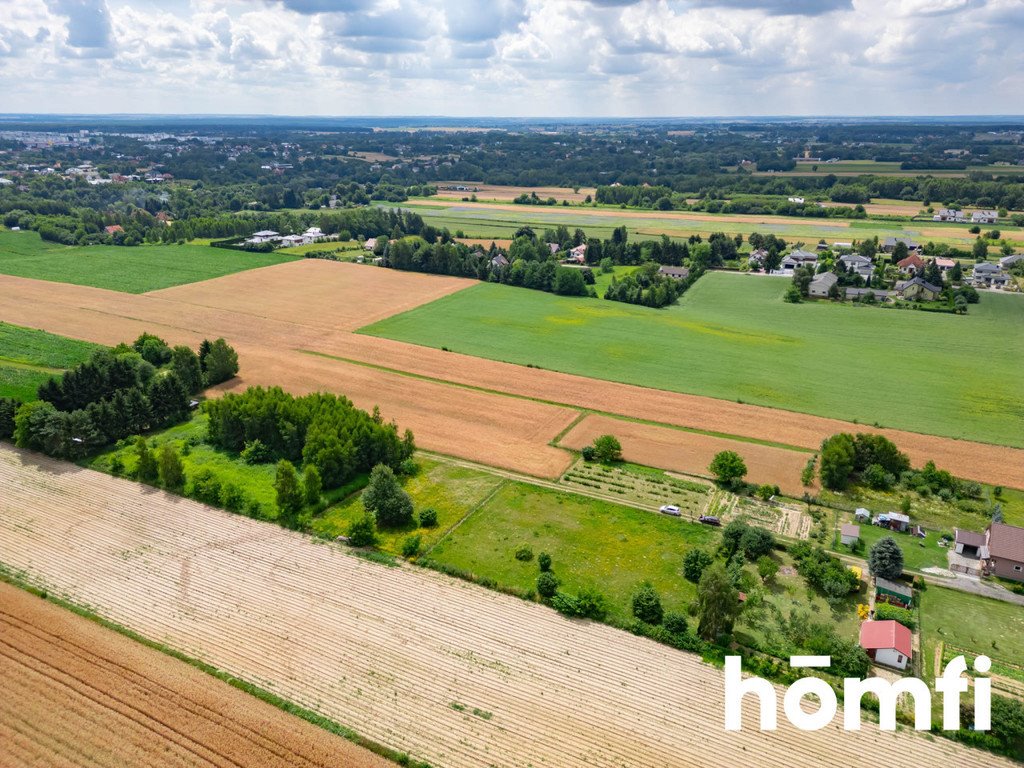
[{"x1": 724, "y1": 655, "x2": 991, "y2": 732}]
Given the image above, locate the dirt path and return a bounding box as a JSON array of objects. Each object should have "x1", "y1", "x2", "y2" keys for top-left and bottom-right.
[
  {"x1": 0, "y1": 582, "x2": 392, "y2": 768},
  {"x1": 0, "y1": 445, "x2": 1015, "y2": 768}
]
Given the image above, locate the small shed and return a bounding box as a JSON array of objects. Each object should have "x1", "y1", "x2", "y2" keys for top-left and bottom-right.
[
  {"x1": 860, "y1": 620, "x2": 912, "y2": 670},
  {"x1": 875, "y1": 577, "x2": 913, "y2": 608},
  {"x1": 885, "y1": 511, "x2": 910, "y2": 532},
  {"x1": 854, "y1": 508, "x2": 871, "y2": 522},
  {"x1": 840, "y1": 523, "x2": 860, "y2": 546},
  {"x1": 955, "y1": 528, "x2": 985, "y2": 558}
]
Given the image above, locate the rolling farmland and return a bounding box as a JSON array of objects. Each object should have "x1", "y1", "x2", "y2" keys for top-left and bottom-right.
[
  {"x1": 0, "y1": 229, "x2": 298, "y2": 292},
  {"x1": 0, "y1": 582, "x2": 392, "y2": 768},
  {"x1": 363, "y1": 272, "x2": 1024, "y2": 448},
  {"x1": 0, "y1": 322, "x2": 100, "y2": 401},
  {"x1": 1, "y1": 262, "x2": 1023, "y2": 490},
  {"x1": 0, "y1": 445, "x2": 1014, "y2": 768}
]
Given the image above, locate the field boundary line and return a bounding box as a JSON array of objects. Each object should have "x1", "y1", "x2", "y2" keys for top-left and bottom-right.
[
  {"x1": 298, "y1": 349, "x2": 815, "y2": 454},
  {"x1": 420, "y1": 478, "x2": 509, "y2": 559},
  {"x1": 0, "y1": 566, "x2": 425, "y2": 768}
]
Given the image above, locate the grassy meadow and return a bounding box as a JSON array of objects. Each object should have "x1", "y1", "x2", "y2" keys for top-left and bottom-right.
[
  {"x1": 0, "y1": 229, "x2": 298, "y2": 293},
  {"x1": 362, "y1": 271, "x2": 1024, "y2": 448},
  {"x1": 0, "y1": 322, "x2": 100, "y2": 401}
]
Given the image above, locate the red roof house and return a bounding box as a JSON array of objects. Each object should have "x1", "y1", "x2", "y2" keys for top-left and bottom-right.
[
  {"x1": 104, "y1": 225, "x2": 124, "y2": 235},
  {"x1": 860, "y1": 619, "x2": 912, "y2": 670},
  {"x1": 897, "y1": 253, "x2": 925, "y2": 274}
]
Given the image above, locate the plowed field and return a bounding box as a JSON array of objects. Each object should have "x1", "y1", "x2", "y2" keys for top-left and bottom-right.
[
  {"x1": 0, "y1": 446, "x2": 1011, "y2": 768},
  {"x1": 0, "y1": 581, "x2": 392, "y2": 768}
]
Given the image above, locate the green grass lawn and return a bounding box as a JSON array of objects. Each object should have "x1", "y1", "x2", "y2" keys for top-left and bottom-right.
[
  {"x1": 425, "y1": 481, "x2": 720, "y2": 623},
  {"x1": 0, "y1": 322, "x2": 101, "y2": 401},
  {"x1": 312, "y1": 458, "x2": 505, "y2": 553},
  {"x1": 592, "y1": 264, "x2": 640, "y2": 295},
  {"x1": 831, "y1": 519, "x2": 948, "y2": 572},
  {"x1": 0, "y1": 229, "x2": 298, "y2": 293},
  {"x1": 362, "y1": 272, "x2": 1024, "y2": 449},
  {"x1": 919, "y1": 585, "x2": 1024, "y2": 684}
]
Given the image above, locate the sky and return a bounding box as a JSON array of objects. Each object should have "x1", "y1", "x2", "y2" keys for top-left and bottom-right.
[{"x1": 0, "y1": 0, "x2": 1022, "y2": 117}]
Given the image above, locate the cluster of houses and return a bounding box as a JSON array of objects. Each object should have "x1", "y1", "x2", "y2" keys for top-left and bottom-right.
[
  {"x1": 244, "y1": 227, "x2": 332, "y2": 248},
  {"x1": 932, "y1": 209, "x2": 999, "y2": 224}
]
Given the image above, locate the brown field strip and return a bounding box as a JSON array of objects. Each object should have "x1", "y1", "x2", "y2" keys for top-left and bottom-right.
[
  {"x1": 435, "y1": 182, "x2": 596, "y2": 203},
  {"x1": 0, "y1": 582, "x2": 392, "y2": 768},
  {"x1": 559, "y1": 414, "x2": 815, "y2": 496},
  {"x1": 1, "y1": 265, "x2": 1022, "y2": 488},
  {"x1": 0, "y1": 446, "x2": 1012, "y2": 768}
]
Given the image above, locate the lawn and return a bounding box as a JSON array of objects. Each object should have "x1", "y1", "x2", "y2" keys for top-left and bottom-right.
[
  {"x1": 425, "y1": 481, "x2": 720, "y2": 623},
  {"x1": 919, "y1": 585, "x2": 1024, "y2": 684},
  {"x1": 0, "y1": 321, "x2": 101, "y2": 401},
  {"x1": 362, "y1": 272, "x2": 1024, "y2": 448},
  {"x1": 831, "y1": 518, "x2": 948, "y2": 573},
  {"x1": 0, "y1": 229, "x2": 298, "y2": 293},
  {"x1": 312, "y1": 458, "x2": 505, "y2": 554},
  {"x1": 592, "y1": 264, "x2": 640, "y2": 295}
]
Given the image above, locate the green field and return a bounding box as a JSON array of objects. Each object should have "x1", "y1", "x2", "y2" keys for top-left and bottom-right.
[
  {"x1": 0, "y1": 322, "x2": 100, "y2": 401},
  {"x1": 919, "y1": 586, "x2": 1024, "y2": 684},
  {"x1": 426, "y1": 481, "x2": 720, "y2": 623},
  {"x1": 393, "y1": 200, "x2": 1018, "y2": 249},
  {"x1": 0, "y1": 229, "x2": 298, "y2": 293},
  {"x1": 362, "y1": 272, "x2": 1024, "y2": 448}
]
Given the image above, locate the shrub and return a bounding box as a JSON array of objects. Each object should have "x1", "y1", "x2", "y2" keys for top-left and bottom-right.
[
  {"x1": 663, "y1": 612, "x2": 689, "y2": 636},
  {"x1": 399, "y1": 458, "x2": 419, "y2": 476},
  {"x1": 417, "y1": 507, "x2": 438, "y2": 528},
  {"x1": 401, "y1": 534, "x2": 422, "y2": 558},
  {"x1": 538, "y1": 552, "x2": 552, "y2": 572},
  {"x1": 514, "y1": 544, "x2": 534, "y2": 562},
  {"x1": 592, "y1": 434, "x2": 622, "y2": 463},
  {"x1": 134, "y1": 437, "x2": 158, "y2": 483},
  {"x1": 347, "y1": 515, "x2": 377, "y2": 547},
  {"x1": 683, "y1": 548, "x2": 713, "y2": 583},
  {"x1": 874, "y1": 602, "x2": 916, "y2": 630},
  {"x1": 220, "y1": 483, "x2": 244, "y2": 512},
  {"x1": 303, "y1": 465, "x2": 322, "y2": 507},
  {"x1": 0, "y1": 397, "x2": 19, "y2": 440},
  {"x1": 188, "y1": 467, "x2": 222, "y2": 506},
  {"x1": 157, "y1": 443, "x2": 184, "y2": 489},
  {"x1": 362, "y1": 464, "x2": 414, "y2": 528},
  {"x1": 536, "y1": 571, "x2": 558, "y2": 599},
  {"x1": 632, "y1": 582, "x2": 664, "y2": 625},
  {"x1": 241, "y1": 439, "x2": 273, "y2": 465},
  {"x1": 581, "y1": 445, "x2": 596, "y2": 462}
]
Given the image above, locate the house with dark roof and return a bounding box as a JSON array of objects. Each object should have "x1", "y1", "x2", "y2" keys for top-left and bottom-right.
[
  {"x1": 1000, "y1": 253, "x2": 1023, "y2": 269},
  {"x1": 860, "y1": 620, "x2": 912, "y2": 670},
  {"x1": 882, "y1": 237, "x2": 920, "y2": 253},
  {"x1": 489, "y1": 254, "x2": 509, "y2": 269},
  {"x1": 983, "y1": 523, "x2": 1024, "y2": 582},
  {"x1": 971, "y1": 210, "x2": 999, "y2": 224},
  {"x1": 779, "y1": 249, "x2": 817, "y2": 273},
  {"x1": 808, "y1": 271, "x2": 838, "y2": 298},
  {"x1": 875, "y1": 577, "x2": 913, "y2": 609},
  {"x1": 972, "y1": 261, "x2": 1010, "y2": 288},
  {"x1": 895, "y1": 277, "x2": 942, "y2": 301},
  {"x1": 658, "y1": 266, "x2": 690, "y2": 280},
  {"x1": 897, "y1": 253, "x2": 925, "y2": 275},
  {"x1": 839, "y1": 253, "x2": 874, "y2": 279},
  {"x1": 932, "y1": 208, "x2": 964, "y2": 222}
]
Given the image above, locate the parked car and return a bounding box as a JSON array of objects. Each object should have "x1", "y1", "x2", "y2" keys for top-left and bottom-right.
[
  {"x1": 698, "y1": 515, "x2": 721, "y2": 526},
  {"x1": 659, "y1": 505, "x2": 682, "y2": 516}
]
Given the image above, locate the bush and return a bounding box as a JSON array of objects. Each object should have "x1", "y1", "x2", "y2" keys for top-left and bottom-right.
[
  {"x1": 157, "y1": 443, "x2": 184, "y2": 490},
  {"x1": 220, "y1": 483, "x2": 244, "y2": 512},
  {"x1": 874, "y1": 602, "x2": 916, "y2": 630},
  {"x1": 663, "y1": 612, "x2": 690, "y2": 636},
  {"x1": 581, "y1": 445, "x2": 596, "y2": 462},
  {"x1": 683, "y1": 548, "x2": 714, "y2": 583},
  {"x1": 592, "y1": 434, "x2": 622, "y2": 463},
  {"x1": 417, "y1": 507, "x2": 438, "y2": 528},
  {"x1": 514, "y1": 544, "x2": 534, "y2": 562},
  {"x1": 134, "y1": 436, "x2": 158, "y2": 483},
  {"x1": 632, "y1": 582, "x2": 664, "y2": 625},
  {"x1": 399, "y1": 458, "x2": 419, "y2": 476},
  {"x1": 401, "y1": 534, "x2": 422, "y2": 558},
  {"x1": 241, "y1": 439, "x2": 273, "y2": 465},
  {"x1": 0, "y1": 397, "x2": 19, "y2": 440},
  {"x1": 187, "y1": 467, "x2": 222, "y2": 505},
  {"x1": 538, "y1": 552, "x2": 552, "y2": 572},
  {"x1": 536, "y1": 571, "x2": 558, "y2": 599},
  {"x1": 362, "y1": 464, "x2": 414, "y2": 528},
  {"x1": 347, "y1": 515, "x2": 377, "y2": 547}
]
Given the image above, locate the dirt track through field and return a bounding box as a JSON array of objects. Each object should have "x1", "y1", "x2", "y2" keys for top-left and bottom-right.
[
  {"x1": 0, "y1": 446, "x2": 1013, "y2": 768},
  {"x1": 1, "y1": 263, "x2": 1022, "y2": 488},
  {"x1": 0, "y1": 581, "x2": 392, "y2": 768},
  {"x1": 559, "y1": 415, "x2": 816, "y2": 496}
]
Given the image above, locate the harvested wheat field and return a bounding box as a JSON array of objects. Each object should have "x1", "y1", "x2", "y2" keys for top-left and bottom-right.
[
  {"x1": 0, "y1": 581, "x2": 392, "y2": 768},
  {"x1": 436, "y1": 182, "x2": 596, "y2": 203},
  {"x1": 149, "y1": 260, "x2": 474, "y2": 331},
  {"x1": 2, "y1": 269, "x2": 1023, "y2": 489},
  {"x1": 559, "y1": 415, "x2": 816, "y2": 496},
  {"x1": 0, "y1": 446, "x2": 1010, "y2": 768}
]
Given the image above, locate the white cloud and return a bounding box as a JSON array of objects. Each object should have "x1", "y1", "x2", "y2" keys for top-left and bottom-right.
[{"x1": 0, "y1": 0, "x2": 1019, "y2": 114}]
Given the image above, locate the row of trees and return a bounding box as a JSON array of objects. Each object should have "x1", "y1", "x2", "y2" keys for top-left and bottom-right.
[{"x1": 204, "y1": 387, "x2": 415, "y2": 490}]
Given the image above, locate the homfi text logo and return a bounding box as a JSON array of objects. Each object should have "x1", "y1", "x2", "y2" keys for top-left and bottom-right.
[{"x1": 724, "y1": 655, "x2": 991, "y2": 731}]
